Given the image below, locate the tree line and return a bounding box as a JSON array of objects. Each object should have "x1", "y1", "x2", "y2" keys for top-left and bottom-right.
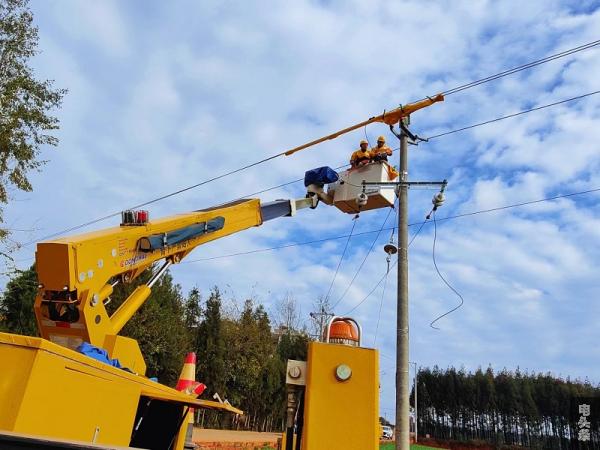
[
  {"x1": 0, "y1": 266, "x2": 310, "y2": 432},
  {"x1": 4, "y1": 266, "x2": 600, "y2": 441},
  {"x1": 413, "y1": 366, "x2": 600, "y2": 449}
]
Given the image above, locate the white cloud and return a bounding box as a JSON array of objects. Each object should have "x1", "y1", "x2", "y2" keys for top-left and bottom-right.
[{"x1": 43, "y1": 0, "x2": 131, "y2": 58}]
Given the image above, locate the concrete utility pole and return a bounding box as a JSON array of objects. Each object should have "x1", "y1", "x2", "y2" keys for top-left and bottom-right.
[
  {"x1": 309, "y1": 307, "x2": 333, "y2": 341},
  {"x1": 396, "y1": 119, "x2": 410, "y2": 450},
  {"x1": 409, "y1": 361, "x2": 418, "y2": 443},
  {"x1": 361, "y1": 118, "x2": 446, "y2": 450}
]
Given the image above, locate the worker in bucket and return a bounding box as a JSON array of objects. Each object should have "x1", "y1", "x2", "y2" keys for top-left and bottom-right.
[
  {"x1": 350, "y1": 140, "x2": 371, "y2": 167},
  {"x1": 371, "y1": 135, "x2": 393, "y2": 162},
  {"x1": 371, "y1": 135, "x2": 398, "y2": 179}
]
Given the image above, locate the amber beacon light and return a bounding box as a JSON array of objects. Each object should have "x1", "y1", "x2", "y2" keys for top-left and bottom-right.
[{"x1": 325, "y1": 316, "x2": 362, "y2": 347}]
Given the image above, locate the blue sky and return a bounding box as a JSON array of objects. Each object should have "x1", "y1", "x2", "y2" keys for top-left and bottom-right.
[{"x1": 3, "y1": 0, "x2": 600, "y2": 420}]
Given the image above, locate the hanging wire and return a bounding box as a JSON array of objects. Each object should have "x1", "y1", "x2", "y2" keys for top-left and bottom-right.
[
  {"x1": 371, "y1": 213, "x2": 430, "y2": 345},
  {"x1": 408, "y1": 219, "x2": 427, "y2": 248},
  {"x1": 343, "y1": 260, "x2": 395, "y2": 315},
  {"x1": 343, "y1": 215, "x2": 428, "y2": 315},
  {"x1": 373, "y1": 215, "x2": 397, "y2": 346},
  {"x1": 331, "y1": 203, "x2": 396, "y2": 310},
  {"x1": 20, "y1": 152, "x2": 285, "y2": 246},
  {"x1": 429, "y1": 212, "x2": 465, "y2": 330},
  {"x1": 323, "y1": 217, "x2": 358, "y2": 302},
  {"x1": 364, "y1": 124, "x2": 372, "y2": 148},
  {"x1": 373, "y1": 265, "x2": 390, "y2": 346}
]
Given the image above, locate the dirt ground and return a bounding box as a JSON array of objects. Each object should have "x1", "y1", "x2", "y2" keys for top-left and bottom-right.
[{"x1": 193, "y1": 428, "x2": 280, "y2": 444}]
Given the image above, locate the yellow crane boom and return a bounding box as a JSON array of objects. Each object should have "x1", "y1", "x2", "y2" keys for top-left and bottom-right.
[{"x1": 34, "y1": 197, "x2": 315, "y2": 373}]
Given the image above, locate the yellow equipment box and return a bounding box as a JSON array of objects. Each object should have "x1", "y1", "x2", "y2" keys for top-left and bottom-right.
[
  {"x1": 301, "y1": 341, "x2": 379, "y2": 450},
  {"x1": 0, "y1": 332, "x2": 241, "y2": 449}
]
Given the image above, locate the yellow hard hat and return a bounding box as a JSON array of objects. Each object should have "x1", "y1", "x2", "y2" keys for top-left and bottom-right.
[
  {"x1": 377, "y1": 135, "x2": 386, "y2": 143},
  {"x1": 360, "y1": 139, "x2": 368, "y2": 145}
]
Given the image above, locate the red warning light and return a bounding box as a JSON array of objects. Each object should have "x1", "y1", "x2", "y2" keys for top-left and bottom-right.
[{"x1": 121, "y1": 210, "x2": 150, "y2": 226}]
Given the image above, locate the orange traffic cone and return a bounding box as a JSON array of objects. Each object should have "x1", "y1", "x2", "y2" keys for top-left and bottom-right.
[
  {"x1": 177, "y1": 353, "x2": 197, "y2": 391},
  {"x1": 176, "y1": 352, "x2": 207, "y2": 396}
]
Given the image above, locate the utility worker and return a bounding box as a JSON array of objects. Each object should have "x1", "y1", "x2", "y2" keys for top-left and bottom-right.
[
  {"x1": 350, "y1": 140, "x2": 371, "y2": 167},
  {"x1": 371, "y1": 135, "x2": 393, "y2": 162}
]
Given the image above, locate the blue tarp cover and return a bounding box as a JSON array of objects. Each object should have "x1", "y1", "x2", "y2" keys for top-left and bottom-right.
[
  {"x1": 304, "y1": 166, "x2": 339, "y2": 187},
  {"x1": 77, "y1": 342, "x2": 122, "y2": 368},
  {"x1": 143, "y1": 217, "x2": 225, "y2": 251}
]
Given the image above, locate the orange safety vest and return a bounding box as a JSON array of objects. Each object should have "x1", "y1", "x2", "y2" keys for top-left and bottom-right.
[
  {"x1": 350, "y1": 149, "x2": 371, "y2": 165},
  {"x1": 370, "y1": 144, "x2": 392, "y2": 158}
]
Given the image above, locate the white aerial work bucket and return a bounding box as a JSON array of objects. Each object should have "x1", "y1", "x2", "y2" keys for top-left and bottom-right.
[{"x1": 328, "y1": 161, "x2": 398, "y2": 214}]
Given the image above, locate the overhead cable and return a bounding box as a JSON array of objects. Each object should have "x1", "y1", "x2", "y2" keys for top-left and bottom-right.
[
  {"x1": 22, "y1": 152, "x2": 284, "y2": 246},
  {"x1": 440, "y1": 39, "x2": 600, "y2": 97},
  {"x1": 343, "y1": 259, "x2": 397, "y2": 316},
  {"x1": 427, "y1": 90, "x2": 600, "y2": 140}
]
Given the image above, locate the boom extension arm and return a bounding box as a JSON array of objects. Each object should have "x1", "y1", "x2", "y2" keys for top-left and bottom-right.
[
  {"x1": 107, "y1": 197, "x2": 316, "y2": 336},
  {"x1": 283, "y1": 93, "x2": 444, "y2": 156}
]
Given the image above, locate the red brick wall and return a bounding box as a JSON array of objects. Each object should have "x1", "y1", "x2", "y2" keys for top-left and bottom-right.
[{"x1": 196, "y1": 442, "x2": 276, "y2": 450}]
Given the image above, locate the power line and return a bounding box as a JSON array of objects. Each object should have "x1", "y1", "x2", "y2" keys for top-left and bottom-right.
[
  {"x1": 426, "y1": 90, "x2": 600, "y2": 140},
  {"x1": 440, "y1": 39, "x2": 600, "y2": 97},
  {"x1": 21, "y1": 152, "x2": 285, "y2": 246},
  {"x1": 181, "y1": 231, "x2": 375, "y2": 262},
  {"x1": 182, "y1": 187, "x2": 600, "y2": 263},
  {"x1": 433, "y1": 187, "x2": 600, "y2": 222},
  {"x1": 343, "y1": 259, "x2": 397, "y2": 316},
  {"x1": 21, "y1": 40, "x2": 600, "y2": 246}
]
